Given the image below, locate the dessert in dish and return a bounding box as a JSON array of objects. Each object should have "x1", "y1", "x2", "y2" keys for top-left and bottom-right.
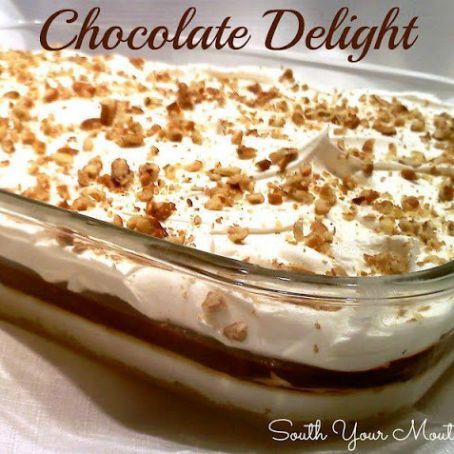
[{"x1": 0, "y1": 50, "x2": 452, "y2": 421}]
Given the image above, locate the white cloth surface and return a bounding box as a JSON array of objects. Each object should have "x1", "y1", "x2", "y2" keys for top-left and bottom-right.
[{"x1": 0, "y1": 321, "x2": 451, "y2": 453}]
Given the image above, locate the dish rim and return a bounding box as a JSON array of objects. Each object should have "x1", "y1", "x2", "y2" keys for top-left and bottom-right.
[{"x1": 1, "y1": 189, "x2": 453, "y2": 302}]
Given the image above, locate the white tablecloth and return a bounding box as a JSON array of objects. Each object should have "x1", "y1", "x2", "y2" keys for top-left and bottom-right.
[{"x1": 0, "y1": 321, "x2": 452, "y2": 453}]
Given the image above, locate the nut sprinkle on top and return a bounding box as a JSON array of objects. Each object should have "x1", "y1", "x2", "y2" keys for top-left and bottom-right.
[{"x1": 0, "y1": 50, "x2": 452, "y2": 276}]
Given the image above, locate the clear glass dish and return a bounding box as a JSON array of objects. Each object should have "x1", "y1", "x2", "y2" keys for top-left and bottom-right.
[{"x1": 0, "y1": 20, "x2": 452, "y2": 423}]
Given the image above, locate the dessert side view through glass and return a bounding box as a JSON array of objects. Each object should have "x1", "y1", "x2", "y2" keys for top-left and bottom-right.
[{"x1": 0, "y1": 47, "x2": 452, "y2": 422}]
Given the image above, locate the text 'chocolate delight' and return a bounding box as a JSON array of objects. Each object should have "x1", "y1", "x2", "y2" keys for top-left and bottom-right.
[{"x1": 40, "y1": 6, "x2": 419, "y2": 63}]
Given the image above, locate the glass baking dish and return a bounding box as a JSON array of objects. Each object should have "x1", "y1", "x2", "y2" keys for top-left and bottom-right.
[{"x1": 0, "y1": 20, "x2": 453, "y2": 423}]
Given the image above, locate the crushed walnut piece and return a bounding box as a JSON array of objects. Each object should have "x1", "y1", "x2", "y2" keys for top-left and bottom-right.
[
  {"x1": 201, "y1": 291, "x2": 226, "y2": 313},
  {"x1": 237, "y1": 145, "x2": 257, "y2": 160},
  {"x1": 304, "y1": 221, "x2": 333, "y2": 254},
  {"x1": 127, "y1": 215, "x2": 167, "y2": 238},
  {"x1": 78, "y1": 156, "x2": 103, "y2": 186},
  {"x1": 111, "y1": 158, "x2": 133, "y2": 188},
  {"x1": 227, "y1": 226, "x2": 249, "y2": 244},
  {"x1": 146, "y1": 201, "x2": 176, "y2": 221},
  {"x1": 364, "y1": 252, "x2": 409, "y2": 275},
  {"x1": 223, "y1": 321, "x2": 248, "y2": 342}
]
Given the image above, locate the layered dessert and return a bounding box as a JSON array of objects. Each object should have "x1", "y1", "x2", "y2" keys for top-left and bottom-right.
[{"x1": 0, "y1": 50, "x2": 452, "y2": 421}]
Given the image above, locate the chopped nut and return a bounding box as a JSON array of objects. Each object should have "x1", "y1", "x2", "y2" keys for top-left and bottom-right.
[
  {"x1": 12, "y1": 97, "x2": 33, "y2": 121},
  {"x1": 411, "y1": 119, "x2": 425, "y2": 132},
  {"x1": 401, "y1": 169, "x2": 418, "y2": 181},
  {"x1": 81, "y1": 118, "x2": 101, "y2": 131},
  {"x1": 268, "y1": 192, "x2": 283, "y2": 205},
  {"x1": 72, "y1": 196, "x2": 95, "y2": 211},
  {"x1": 1, "y1": 139, "x2": 14, "y2": 154},
  {"x1": 433, "y1": 114, "x2": 453, "y2": 141},
  {"x1": 316, "y1": 183, "x2": 337, "y2": 213},
  {"x1": 342, "y1": 175, "x2": 357, "y2": 191},
  {"x1": 129, "y1": 57, "x2": 145, "y2": 69},
  {"x1": 83, "y1": 137, "x2": 94, "y2": 151},
  {"x1": 148, "y1": 145, "x2": 160, "y2": 157},
  {"x1": 78, "y1": 156, "x2": 103, "y2": 187},
  {"x1": 314, "y1": 198, "x2": 331, "y2": 215},
  {"x1": 127, "y1": 215, "x2": 167, "y2": 238},
  {"x1": 304, "y1": 221, "x2": 333, "y2": 253},
  {"x1": 447, "y1": 221, "x2": 454, "y2": 236},
  {"x1": 364, "y1": 252, "x2": 409, "y2": 275},
  {"x1": 362, "y1": 139, "x2": 375, "y2": 153},
  {"x1": 73, "y1": 81, "x2": 96, "y2": 98},
  {"x1": 113, "y1": 119, "x2": 144, "y2": 147},
  {"x1": 401, "y1": 196, "x2": 420, "y2": 211},
  {"x1": 227, "y1": 226, "x2": 249, "y2": 244},
  {"x1": 146, "y1": 200, "x2": 176, "y2": 221},
  {"x1": 176, "y1": 83, "x2": 194, "y2": 110},
  {"x1": 439, "y1": 182, "x2": 453, "y2": 202},
  {"x1": 112, "y1": 214, "x2": 124, "y2": 227},
  {"x1": 3, "y1": 91, "x2": 20, "y2": 99},
  {"x1": 58, "y1": 146, "x2": 79, "y2": 156},
  {"x1": 269, "y1": 148, "x2": 298, "y2": 172},
  {"x1": 379, "y1": 216, "x2": 396, "y2": 235},
  {"x1": 43, "y1": 87, "x2": 59, "y2": 103},
  {"x1": 399, "y1": 218, "x2": 418, "y2": 235},
  {"x1": 137, "y1": 186, "x2": 155, "y2": 202},
  {"x1": 202, "y1": 292, "x2": 226, "y2": 313},
  {"x1": 22, "y1": 130, "x2": 36, "y2": 145},
  {"x1": 139, "y1": 163, "x2": 160, "y2": 186},
  {"x1": 279, "y1": 68, "x2": 294, "y2": 82},
  {"x1": 191, "y1": 130, "x2": 203, "y2": 145},
  {"x1": 23, "y1": 174, "x2": 50, "y2": 202},
  {"x1": 185, "y1": 160, "x2": 203, "y2": 172},
  {"x1": 292, "y1": 111, "x2": 305, "y2": 126},
  {"x1": 223, "y1": 321, "x2": 248, "y2": 342},
  {"x1": 247, "y1": 193, "x2": 265, "y2": 204},
  {"x1": 269, "y1": 116, "x2": 285, "y2": 127},
  {"x1": 299, "y1": 164, "x2": 312, "y2": 177},
  {"x1": 164, "y1": 165, "x2": 176, "y2": 180},
  {"x1": 81, "y1": 186, "x2": 105, "y2": 202},
  {"x1": 352, "y1": 189, "x2": 380, "y2": 205},
  {"x1": 231, "y1": 131, "x2": 243, "y2": 146},
  {"x1": 52, "y1": 152, "x2": 73, "y2": 166},
  {"x1": 237, "y1": 145, "x2": 257, "y2": 160},
  {"x1": 293, "y1": 219, "x2": 304, "y2": 242},
  {"x1": 342, "y1": 205, "x2": 357, "y2": 221},
  {"x1": 56, "y1": 184, "x2": 70, "y2": 201},
  {"x1": 33, "y1": 140, "x2": 46, "y2": 155},
  {"x1": 256, "y1": 159, "x2": 271, "y2": 171},
  {"x1": 205, "y1": 194, "x2": 224, "y2": 211},
  {"x1": 373, "y1": 120, "x2": 396, "y2": 135},
  {"x1": 111, "y1": 158, "x2": 133, "y2": 188},
  {"x1": 100, "y1": 99, "x2": 117, "y2": 126},
  {"x1": 214, "y1": 166, "x2": 241, "y2": 177}
]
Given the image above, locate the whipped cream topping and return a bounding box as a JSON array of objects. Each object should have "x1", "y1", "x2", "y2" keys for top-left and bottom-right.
[
  {"x1": 0, "y1": 50, "x2": 451, "y2": 277},
  {"x1": 0, "y1": 50, "x2": 452, "y2": 373}
]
